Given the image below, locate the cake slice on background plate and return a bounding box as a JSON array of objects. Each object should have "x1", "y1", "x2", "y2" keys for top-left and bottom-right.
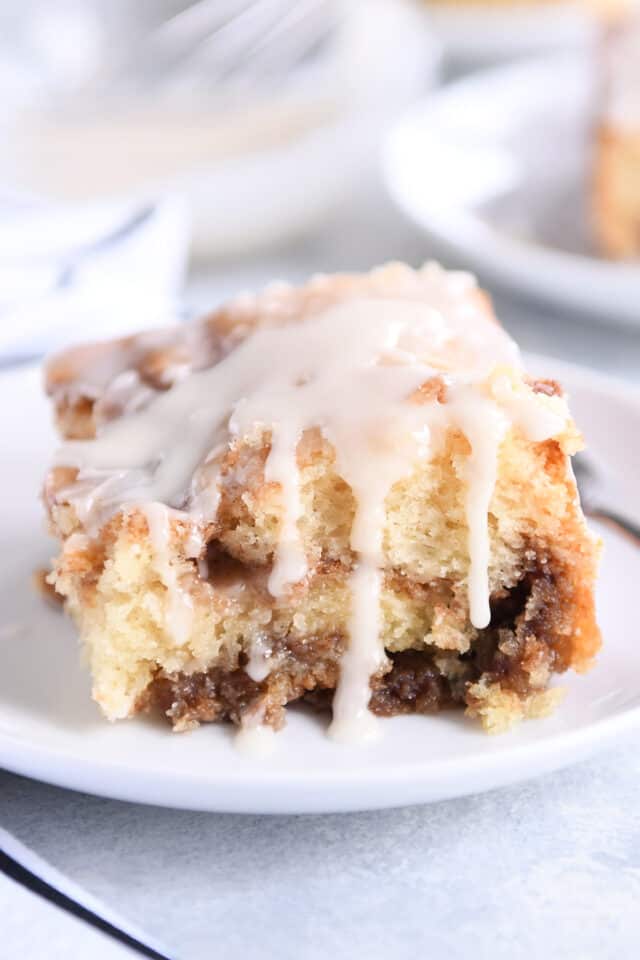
[
  {"x1": 43, "y1": 262, "x2": 601, "y2": 744},
  {"x1": 594, "y1": 11, "x2": 640, "y2": 258}
]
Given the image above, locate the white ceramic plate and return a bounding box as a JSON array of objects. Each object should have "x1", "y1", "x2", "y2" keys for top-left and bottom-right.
[
  {"x1": 426, "y1": 3, "x2": 596, "y2": 63},
  {"x1": 1, "y1": 358, "x2": 639, "y2": 814},
  {"x1": 383, "y1": 55, "x2": 640, "y2": 327}
]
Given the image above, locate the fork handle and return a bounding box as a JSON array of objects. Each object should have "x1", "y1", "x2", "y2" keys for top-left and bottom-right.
[{"x1": 587, "y1": 508, "x2": 640, "y2": 547}]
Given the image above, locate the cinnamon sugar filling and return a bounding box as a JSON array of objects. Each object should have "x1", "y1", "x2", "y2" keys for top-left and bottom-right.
[{"x1": 144, "y1": 559, "x2": 561, "y2": 731}]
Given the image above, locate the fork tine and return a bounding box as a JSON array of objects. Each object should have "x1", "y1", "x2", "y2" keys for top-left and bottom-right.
[
  {"x1": 92, "y1": 0, "x2": 337, "y2": 98},
  {"x1": 241, "y1": 0, "x2": 338, "y2": 79},
  {"x1": 245, "y1": 0, "x2": 336, "y2": 58},
  {"x1": 126, "y1": 0, "x2": 243, "y2": 76},
  {"x1": 121, "y1": 0, "x2": 293, "y2": 86},
  {"x1": 220, "y1": 0, "x2": 339, "y2": 88},
  {"x1": 187, "y1": 0, "x2": 294, "y2": 80},
  {"x1": 572, "y1": 452, "x2": 640, "y2": 544},
  {"x1": 150, "y1": 0, "x2": 259, "y2": 57}
]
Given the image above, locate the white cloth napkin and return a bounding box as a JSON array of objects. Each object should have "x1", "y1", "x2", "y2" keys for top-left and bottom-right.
[
  {"x1": 0, "y1": 874, "x2": 138, "y2": 960},
  {"x1": 0, "y1": 193, "x2": 189, "y2": 360},
  {"x1": 1, "y1": 826, "x2": 170, "y2": 958}
]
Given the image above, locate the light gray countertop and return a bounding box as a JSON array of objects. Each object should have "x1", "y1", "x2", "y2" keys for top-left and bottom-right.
[
  {"x1": 2, "y1": 738, "x2": 640, "y2": 960},
  {"x1": 2, "y1": 181, "x2": 640, "y2": 959}
]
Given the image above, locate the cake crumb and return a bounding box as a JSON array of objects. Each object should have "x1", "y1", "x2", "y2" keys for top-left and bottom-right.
[{"x1": 32, "y1": 568, "x2": 64, "y2": 607}]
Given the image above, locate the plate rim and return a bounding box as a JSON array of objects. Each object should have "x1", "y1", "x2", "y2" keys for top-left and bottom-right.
[
  {"x1": 426, "y1": 1, "x2": 596, "y2": 60},
  {"x1": 1, "y1": 701, "x2": 640, "y2": 814},
  {"x1": 1, "y1": 357, "x2": 639, "y2": 813}
]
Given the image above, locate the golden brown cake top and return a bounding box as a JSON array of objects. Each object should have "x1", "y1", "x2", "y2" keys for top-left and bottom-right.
[{"x1": 46, "y1": 262, "x2": 503, "y2": 408}]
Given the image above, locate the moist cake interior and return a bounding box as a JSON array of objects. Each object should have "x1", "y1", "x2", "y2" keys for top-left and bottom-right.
[{"x1": 146, "y1": 553, "x2": 569, "y2": 733}]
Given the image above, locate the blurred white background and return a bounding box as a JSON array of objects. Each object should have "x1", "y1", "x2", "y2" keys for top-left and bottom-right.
[{"x1": 2, "y1": 0, "x2": 633, "y2": 364}]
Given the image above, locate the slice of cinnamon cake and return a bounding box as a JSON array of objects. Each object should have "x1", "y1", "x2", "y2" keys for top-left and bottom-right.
[
  {"x1": 43, "y1": 263, "x2": 600, "y2": 742},
  {"x1": 594, "y1": 16, "x2": 640, "y2": 258}
]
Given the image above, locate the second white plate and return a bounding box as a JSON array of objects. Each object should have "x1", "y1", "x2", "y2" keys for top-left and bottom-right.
[{"x1": 384, "y1": 54, "x2": 640, "y2": 327}]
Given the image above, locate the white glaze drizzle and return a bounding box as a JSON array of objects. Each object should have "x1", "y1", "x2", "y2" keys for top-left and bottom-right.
[
  {"x1": 245, "y1": 635, "x2": 281, "y2": 683},
  {"x1": 93, "y1": 370, "x2": 157, "y2": 427},
  {"x1": 141, "y1": 502, "x2": 193, "y2": 646},
  {"x1": 235, "y1": 718, "x2": 277, "y2": 757},
  {"x1": 448, "y1": 391, "x2": 508, "y2": 630},
  {"x1": 263, "y1": 421, "x2": 308, "y2": 596},
  {"x1": 54, "y1": 267, "x2": 568, "y2": 743},
  {"x1": 330, "y1": 564, "x2": 385, "y2": 743}
]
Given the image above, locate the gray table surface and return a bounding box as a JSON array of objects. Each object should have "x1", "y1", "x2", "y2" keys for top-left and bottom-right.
[
  {"x1": 2, "y1": 181, "x2": 640, "y2": 959},
  {"x1": 3, "y1": 738, "x2": 640, "y2": 960}
]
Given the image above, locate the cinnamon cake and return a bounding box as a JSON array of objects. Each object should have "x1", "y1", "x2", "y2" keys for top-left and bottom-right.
[
  {"x1": 43, "y1": 263, "x2": 601, "y2": 743},
  {"x1": 594, "y1": 16, "x2": 640, "y2": 259}
]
